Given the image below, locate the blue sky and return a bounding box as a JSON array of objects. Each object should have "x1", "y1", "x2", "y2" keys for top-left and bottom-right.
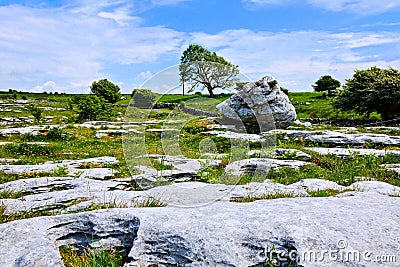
[{"x1": 1, "y1": 0, "x2": 400, "y2": 93}]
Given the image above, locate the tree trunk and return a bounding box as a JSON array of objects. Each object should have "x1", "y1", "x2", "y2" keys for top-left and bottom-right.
[
  {"x1": 207, "y1": 85, "x2": 214, "y2": 98},
  {"x1": 381, "y1": 113, "x2": 393, "y2": 122}
]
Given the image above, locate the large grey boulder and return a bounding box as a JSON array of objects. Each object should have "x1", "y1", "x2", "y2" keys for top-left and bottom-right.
[{"x1": 216, "y1": 76, "x2": 296, "y2": 129}]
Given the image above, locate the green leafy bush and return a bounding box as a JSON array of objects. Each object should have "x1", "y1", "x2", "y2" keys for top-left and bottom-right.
[
  {"x1": 312, "y1": 75, "x2": 341, "y2": 97},
  {"x1": 76, "y1": 95, "x2": 114, "y2": 121},
  {"x1": 131, "y1": 89, "x2": 157, "y2": 108},
  {"x1": 90, "y1": 79, "x2": 121, "y2": 104},
  {"x1": 334, "y1": 67, "x2": 400, "y2": 120},
  {"x1": 26, "y1": 104, "x2": 43, "y2": 123},
  {"x1": 46, "y1": 127, "x2": 66, "y2": 141}
]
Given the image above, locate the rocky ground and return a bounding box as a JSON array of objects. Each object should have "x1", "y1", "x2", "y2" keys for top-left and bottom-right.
[
  {"x1": 0, "y1": 121, "x2": 399, "y2": 266},
  {"x1": 0, "y1": 96, "x2": 399, "y2": 266}
]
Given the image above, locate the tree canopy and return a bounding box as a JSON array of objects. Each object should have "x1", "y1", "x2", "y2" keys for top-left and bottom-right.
[
  {"x1": 333, "y1": 66, "x2": 400, "y2": 120},
  {"x1": 179, "y1": 44, "x2": 239, "y2": 97},
  {"x1": 312, "y1": 75, "x2": 341, "y2": 97},
  {"x1": 90, "y1": 79, "x2": 121, "y2": 104}
]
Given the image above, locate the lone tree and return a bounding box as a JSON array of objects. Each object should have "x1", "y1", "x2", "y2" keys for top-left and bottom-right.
[
  {"x1": 179, "y1": 44, "x2": 239, "y2": 97},
  {"x1": 90, "y1": 79, "x2": 121, "y2": 104},
  {"x1": 312, "y1": 75, "x2": 341, "y2": 97},
  {"x1": 333, "y1": 66, "x2": 400, "y2": 121}
]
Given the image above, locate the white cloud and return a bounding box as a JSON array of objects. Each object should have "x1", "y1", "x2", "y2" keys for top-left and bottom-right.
[
  {"x1": 33, "y1": 80, "x2": 58, "y2": 92},
  {"x1": 243, "y1": 0, "x2": 400, "y2": 14},
  {"x1": 0, "y1": 4, "x2": 185, "y2": 92},
  {"x1": 242, "y1": 0, "x2": 292, "y2": 5},
  {"x1": 307, "y1": 0, "x2": 400, "y2": 14},
  {"x1": 331, "y1": 32, "x2": 400, "y2": 49},
  {"x1": 97, "y1": 6, "x2": 142, "y2": 26},
  {"x1": 1, "y1": 1, "x2": 399, "y2": 94},
  {"x1": 138, "y1": 70, "x2": 153, "y2": 80},
  {"x1": 151, "y1": 0, "x2": 192, "y2": 6}
]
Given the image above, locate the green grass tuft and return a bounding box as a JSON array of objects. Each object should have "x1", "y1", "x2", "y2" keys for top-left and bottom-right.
[{"x1": 59, "y1": 246, "x2": 125, "y2": 267}]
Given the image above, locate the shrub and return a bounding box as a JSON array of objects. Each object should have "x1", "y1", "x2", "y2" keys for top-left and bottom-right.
[
  {"x1": 312, "y1": 75, "x2": 341, "y2": 97},
  {"x1": 26, "y1": 104, "x2": 43, "y2": 123},
  {"x1": 90, "y1": 79, "x2": 121, "y2": 104},
  {"x1": 334, "y1": 67, "x2": 400, "y2": 120},
  {"x1": 46, "y1": 127, "x2": 66, "y2": 141},
  {"x1": 267, "y1": 79, "x2": 278, "y2": 88},
  {"x1": 281, "y1": 87, "x2": 289, "y2": 95},
  {"x1": 76, "y1": 95, "x2": 114, "y2": 121},
  {"x1": 131, "y1": 89, "x2": 157, "y2": 108},
  {"x1": 66, "y1": 98, "x2": 74, "y2": 110}
]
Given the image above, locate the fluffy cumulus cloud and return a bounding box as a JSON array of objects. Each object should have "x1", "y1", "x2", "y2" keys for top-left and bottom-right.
[
  {"x1": 33, "y1": 81, "x2": 58, "y2": 92},
  {"x1": 189, "y1": 29, "x2": 400, "y2": 90},
  {"x1": 137, "y1": 71, "x2": 153, "y2": 80},
  {"x1": 0, "y1": 3, "x2": 185, "y2": 92}
]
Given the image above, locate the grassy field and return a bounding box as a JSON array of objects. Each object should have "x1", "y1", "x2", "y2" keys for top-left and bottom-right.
[{"x1": 288, "y1": 92, "x2": 381, "y2": 119}]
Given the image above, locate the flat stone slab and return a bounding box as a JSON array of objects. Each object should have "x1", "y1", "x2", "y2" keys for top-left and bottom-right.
[
  {"x1": 269, "y1": 130, "x2": 400, "y2": 146},
  {"x1": 289, "y1": 178, "x2": 347, "y2": 192},
  {"x1": 0, "y1": 192, "x2": 399, "y2": 266},
  {"x1": 349, "y1": 181, "x2": 400, "y2": 196},
  {"x1": 204, "y1": 130, "x2": 264, "y2": 142},
  {"x1": 306, "y1": 147, "x2": 400, "y2": 159},
  {"x1": 0, "y1": 158, "x2": 20, "y2": 164},
  {"x1": 76, "y1": 168, "x2": 115, "y2": 180},
  {"x1": 0, "y1": 163, "x2": 60, "y2": 175},
  {"x1": 225, "y1": 158, "x2": 310, "y2": 176},
  {"x1": 45, "y1": 156, "x2": 118, "y2": 166},
  {"x1": 145, "y1": 128, "x2": 178, "y2": 133},
  {"x1": 0, "y1": 142, "x2": 14, "y2": 146},
  {"x1": 307, "y1": 132, "x2": 400, "y2": 146},
  {"x1": 0, "y1": 156, "x2": 119, "y2": 176},
  {"x1": 384, "y1": 164, "x2": 400, "y2": 173},
  {"x1": 131, "y1": 155, "x2": 203, "y2": 189},
  {"x1": 247, "y1": 148, "x2": 312, "y2": 161},
  {"x1": 1, "y1": 170, "x2": 400, "y2": 214},
  {"x1": 0, "y1": 126, "x2": 42, "y2": 136}
]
